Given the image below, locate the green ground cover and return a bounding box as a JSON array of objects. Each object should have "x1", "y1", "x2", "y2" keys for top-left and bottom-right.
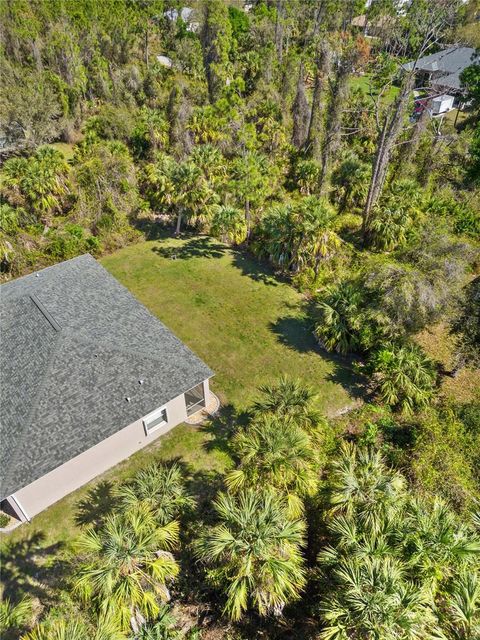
[
  {"x1": 45, "y1": 142, "x2": 76, "y2": 160},
  {"x1": 349, "y1": 73, "x2": 400, "y2": 103},
  {"x1": 1, "y1": 235, "x2": 358, "y2": 599}
]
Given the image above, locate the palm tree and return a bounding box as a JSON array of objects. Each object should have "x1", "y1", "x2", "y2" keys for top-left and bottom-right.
[
  {"x1": 293, "y1": 197, "x2": 340, "y2": 276},
  {"x1": 210, "y1": 205, "x2": 247, "y2": 245},
  {"x1": 116, "y1": 462, "x2": 195, "y2": 526},
  {"x1": 328, "y1": 443, "x2": 406, "y2": 532},
  {"x1": 230, "y1": 152, "x2": 270, "y2": 238},
  {"x1": 403, "y1": 498, "x2": 480, "y2": 590},
  {"x1": 21, "y1": 615, "x2": 123, "y2": 640},
  {"x1": 366, "y1": 179, "x2": 421, "y2": 249},
  {"x1": 0, "y1": 596, "x2": 32, "y2": 636},
  {"x1": 295, "y1": 159, "x2": 320, "y2": 195},
  {"x1": 132, "y1": 605, "x2": 180, "y2": 639},
  {"x1": 188, "y1": 106, "x2": 226, "y2": 145},
  {"x1": 318, "y1": 444, "x2": 479, "y2": 640},
  {"x1": 369, "y1": 206, "x2": 411, "y2": 251},
  {"x1": 442, "y1": 571, "x2": 480, "y2": 639},
  {"x1": 256, "y1": 198, "x2": 340, "y2": 275},
  {"x1": 190, "y1": 144, "x2": 227, "y2": 188},
  {"x1": 131, "y1": 107, "x2": 169, "y2": 159},
  {"x1": 319, "y1": 555, "x2": 441, "y2": 640},
  {"x1": 195, "y1": 489, "x2": 306, "y2": 621},
  {"x1": 314, "y1": 282, "x2": 363, "y2": 354},
  {"x1": 171, "y1": 162, "x2": 217, "y2": 234},
  {"x1": 74, "y1": 506, "x2": 179, "y2": 631},
  {"x1": 142, "y1": 154, "x2": 177, "y2": 212},
  {"x1": 226, "y1": 414, "x2": 318, "y2": 517},
  {"x1": 252, "y1": 376, "x2": 322, "y2": 434},
  {"x1": 331, "y1": 152, "x2": 371, "y2": 212},
  {"x1": 367, "y1": 342, "x2": 437, "y2": 414},
  {"x1": 1, "y1": 147, "x2": 69, "y2": 223},
  {"x1": 255, "y1": 204, "x2": 296, "y2": 269}
]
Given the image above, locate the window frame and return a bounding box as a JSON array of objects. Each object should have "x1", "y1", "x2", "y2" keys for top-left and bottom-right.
[
  {"x1": 184, "y1": 382, "x2": 206, "y2": 417},
  {"x1": 143, "y1": 405, "x2": 168, "y2": 435}
]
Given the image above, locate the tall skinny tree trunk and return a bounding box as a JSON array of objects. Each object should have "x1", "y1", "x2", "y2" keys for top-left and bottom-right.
[
  {"x1": 145, "y1": 27, "x2": 149, "y2": 69},
  {"x1": 362, "y1": 73, "x2": 414, "y2": 241},
  {"x1": 401, "y1": 106, "x2": 429, "y2": 168},
  {"x1": 292, "y1": 61, "x2": 310, "y2": 149},
  {"x1": 319, "y1": 58, "x2": 350, "y2": 194},
  {"x1": 319, "y1": 77, "x2": 347, "y2": 194},
  {"x1": 245, "y1": 198, "x2": 251, "y2": 240},
  {"x1": 275, "y1": 0, "x2": 284, "y2": 65},
  {"x1": 306, "y1": 43, "x2": 331, "y2": 160},
  {"x1": 175, "y1": 211, "x2": 183, "y2": 235}
]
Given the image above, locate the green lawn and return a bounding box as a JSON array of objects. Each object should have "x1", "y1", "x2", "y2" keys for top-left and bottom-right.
[
  {"x1": 1, "y1": 235, "x2": 359, "y2": 601},
  {"x1": 102, "y1": 235, "x2": 357, "y2": 413},
  {"x1": 349, "y1": 73, "x2": 400, "y2": 104}
]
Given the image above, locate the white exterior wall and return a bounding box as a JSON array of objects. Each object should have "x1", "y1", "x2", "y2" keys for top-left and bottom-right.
[{"x1": 8, "y1": 379, "x2": 210, "y2": 521}]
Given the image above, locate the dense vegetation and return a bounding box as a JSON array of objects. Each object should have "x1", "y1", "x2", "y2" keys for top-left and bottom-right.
[{"x1": 1, "y1": 0, "x2": 479, "y2": 638}]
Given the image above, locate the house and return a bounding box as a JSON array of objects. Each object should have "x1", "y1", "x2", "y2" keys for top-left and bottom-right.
[
  {"x1": 0, "y1": 255, "x2": 213, "y2": 523},
  {"x1": 403, "y1": 46, "x2": 478, "y2": 95},
  {"x1": 164, "y1": 6, "x2": 200, "y2": 33},
  {"x1": 351, "y1": 13, "x2": 396, "y2": 38}
]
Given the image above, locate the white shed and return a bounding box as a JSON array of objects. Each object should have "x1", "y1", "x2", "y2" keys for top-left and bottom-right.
[{"x1": 431, "y1": 94, "x2": 455, "y2": 115}]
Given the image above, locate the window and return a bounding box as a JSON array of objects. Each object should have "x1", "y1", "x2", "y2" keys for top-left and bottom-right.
[
  {"x1": 143, "y1": 406, "x2": 168, "y2": 434},
  {"x1": 185, "y1": 382, "x2": 206, "y2": 417}
]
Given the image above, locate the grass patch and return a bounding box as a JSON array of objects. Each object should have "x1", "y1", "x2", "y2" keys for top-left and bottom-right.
[
  {"x1": 101, "y1": 236, "x2": 358, "y2": 413},
  {"x1": 416, "y1": 322, "x2": 480, "y2": 404},
  {"x1": 1, "y1": 234, "x2": 359, "y2": 603},
  {"x1": 349, "y1": 73, "x2": 400, "y2": 104}
]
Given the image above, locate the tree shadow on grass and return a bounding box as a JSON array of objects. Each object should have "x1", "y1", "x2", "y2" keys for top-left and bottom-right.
[
  {"x1": 134, "y1": 218, "x2": 173, "y2": 241},
  {"x1": 270, "y1": 312, "x2": 367, "y2": 403},
  {"x1": 150, "y1": 232, "x2": 286, "y2": 287},
  {"x1": 270, "y1": 313, "x2": 317, "y2": 354},
  {"x1": 231, "y1": 249, "x2": 283, "y2": 287},
  {"x1": 201, "y1": 404, "x2": 250, "y2": 459},
  {"x1": 74, "y1": 480, "x2": 116, "y2": 528},
  {"x1": 1, "y1": 532, "x2": 69, "y2": 603},
  {"x1": 151, "y1": 236, "x2": 228, "y2": 260}
]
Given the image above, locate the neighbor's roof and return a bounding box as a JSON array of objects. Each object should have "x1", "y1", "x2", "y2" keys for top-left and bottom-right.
[
  {"x1": 403, "y1": 46, "x2": 477, "y2": 76},
  {"x1": 0, "y1": 255, "x2": 213, "y2": 500},
  {"x1": 431, "y1": 70, "x2": 465, "y2": 91}
]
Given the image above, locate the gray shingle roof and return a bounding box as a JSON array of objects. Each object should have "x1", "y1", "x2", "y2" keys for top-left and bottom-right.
[
  {"x1": 403, "y1": 46, "x2": 477, "y2": 77},
  {"x1": 0, "y1": 254, "x2": 213, "y2": 500}
]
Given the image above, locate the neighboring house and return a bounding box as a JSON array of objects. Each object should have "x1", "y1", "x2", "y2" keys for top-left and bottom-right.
[
  {"x1": 351, "y1": 13, "x2": 396, "y2": 38},
  {"x1": 164, "y1": 6, "x2": 199, "y2": 32},
  {"x1": 403, "y1": 46, "x2": 478, "y2": 95},
  {"x1": 0, "y1": 255, "x2": 213, "y2": 523}
]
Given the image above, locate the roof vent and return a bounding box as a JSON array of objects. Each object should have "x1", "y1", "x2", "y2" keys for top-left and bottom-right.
[
  {"x1": 35, "y1": 273, "x2": 40, "y2": 278},
  {"x1": 139, "y1": 379, "x2": 144, "y2": 385},
  {"x1": 125, "y1": 397, "x2": 131, "y2": 402}
]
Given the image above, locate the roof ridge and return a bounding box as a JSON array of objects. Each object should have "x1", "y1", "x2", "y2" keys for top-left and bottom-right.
[
  {"x1": 30, "y1": 294, "x2": 61, "y2": 332},
  {"x1": 2, "y1": 331, "x2": 64, "y2": 497}
]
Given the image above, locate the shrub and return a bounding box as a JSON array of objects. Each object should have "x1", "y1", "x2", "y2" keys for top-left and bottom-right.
[
  {"x1": 314, "y1": 282, "x2": 363, "y2": 354},
  {"x1": 367, "y1": 342, "x2": 437, "y2": 414},
  {"x1": 210, "y1": 205, "x2": 247, "y2": 245},
  {"x1": 411, "y1": 407, "x2": 478, "y2": 511},
  {"x1": 424, "y1": 193, "x2": 480, "y2": 239},
  {"x1": 314, "y1": 281, "x2": 385, "y2": 354},
  {"x1": 0, "y1": 512, "x2": 10, "y2": 527}
]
